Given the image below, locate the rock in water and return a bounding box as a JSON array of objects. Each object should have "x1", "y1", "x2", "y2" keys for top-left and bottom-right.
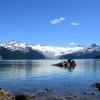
[
  {"x1": 92, "y1": 82, "x2": 100, "y2": 91},
  {"x1": 15, "y1": 93, "x2": 35, "y2": 100},
  {"x1": 43, "y1": 88, "x2": 53, "y2": 94}
]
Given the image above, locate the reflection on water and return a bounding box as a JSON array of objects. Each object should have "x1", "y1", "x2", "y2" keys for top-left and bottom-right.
[
  {"x1": 0, "y1": 60, "x2": 63, "y2": 81},
  {"x1": 0, "y1": 59, "x2": 100, "y2": 94}
]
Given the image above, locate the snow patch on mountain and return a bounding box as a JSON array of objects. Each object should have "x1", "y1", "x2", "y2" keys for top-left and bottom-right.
[{"x1": 0, "y1": 40, "x2": 85, "y2": 58}]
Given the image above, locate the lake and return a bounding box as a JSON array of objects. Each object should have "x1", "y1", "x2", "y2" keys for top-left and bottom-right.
[{"x1": 0, "y1": 59, "x2": 100, "y2": 97}]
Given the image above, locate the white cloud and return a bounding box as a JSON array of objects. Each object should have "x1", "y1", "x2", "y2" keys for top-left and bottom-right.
[
  {"x1": 70, "y1": 22, "x2": 80, "y2": 26},
  {"x1": 50, "y1": 17, "x2": 66, "y2": 25},
  {"x1": 69, "y1": 42, "x2": 76, "y2": 46}
]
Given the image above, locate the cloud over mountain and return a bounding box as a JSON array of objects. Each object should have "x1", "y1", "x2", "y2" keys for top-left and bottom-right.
[{"x1": 69, "y1": 42, "x2": 76, "y2": 46}]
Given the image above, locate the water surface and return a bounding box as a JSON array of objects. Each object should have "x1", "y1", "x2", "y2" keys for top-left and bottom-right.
[{"x1": 0, "y1": 59, "x2": 100, "y2": 95}]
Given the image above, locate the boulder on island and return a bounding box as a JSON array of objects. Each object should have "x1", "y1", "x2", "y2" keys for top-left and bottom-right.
[{"x1": 52, "y1": 60, "x2": 76, "y2": 68}]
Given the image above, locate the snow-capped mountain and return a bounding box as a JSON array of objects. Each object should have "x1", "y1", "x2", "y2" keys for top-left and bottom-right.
[
  {"x1": 60, "y1": 44, "x2": 100, "y2": 59},
  {"x1": 0, "y1": 40, "x2": 85, "y2": 58},
  {"x1": 0, "y1": 40, "x2": 45, "y2": 60},
  {"x1": 1, "y1": 40, "x2": 28, "y2": 51},
  {"x1": 0, "y1": 40, "x2": 100, "y2": 59}
]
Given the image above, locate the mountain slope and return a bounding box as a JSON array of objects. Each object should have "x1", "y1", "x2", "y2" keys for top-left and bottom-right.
[
  {"x1": 0, "y1": 41, "x2": 100, "y2": 59},
  {"x1": 0, "y1": 46, "x2": 45, "y2": 60},
  {"x1": 60, "y1": 44, "x2": 100, "y2": 59},
  {"x1": 0, "y1": 40, "x2": 85, "y2": 59}
]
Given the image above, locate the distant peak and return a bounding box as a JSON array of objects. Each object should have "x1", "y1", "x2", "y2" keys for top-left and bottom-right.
[
  {"x1": 90, "y1": 43, "x2": 98, "y2": 48},
  {"x1": 6, "y1": 40, "x2": 19, "y2": 44},
  {"x1": 76, "y1": 45, "x2": 85, "y2": 47}
]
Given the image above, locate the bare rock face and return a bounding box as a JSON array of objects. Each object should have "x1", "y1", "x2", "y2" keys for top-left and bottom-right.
[
  {"x1": 15, "y1": 93, "x2": 35, "y2": 100},
  {"x1": 0, "y1": 88, "x2": 15, "y2": 100}
]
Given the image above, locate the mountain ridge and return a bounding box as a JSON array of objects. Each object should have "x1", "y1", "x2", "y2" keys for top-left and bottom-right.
[
  {"x1": 0, "y1": 40, "x2": 100, "y2": 59},
  {"x1": 0, "y1": 40, "x2": 84, "y2": 58}
]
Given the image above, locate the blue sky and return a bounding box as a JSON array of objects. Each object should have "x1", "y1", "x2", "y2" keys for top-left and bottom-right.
[{"x1": 0, "y1": 0, "x2": 100, "y2": 47}]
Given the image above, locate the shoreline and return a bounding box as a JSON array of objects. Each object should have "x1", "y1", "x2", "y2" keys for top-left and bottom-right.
[{"x1": 0, "y1": 85, "x2": 100, "y2": 100}]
